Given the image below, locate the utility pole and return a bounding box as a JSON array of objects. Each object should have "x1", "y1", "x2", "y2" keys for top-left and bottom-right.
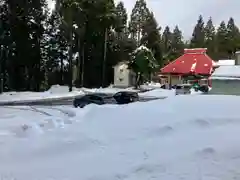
[{"x1": 102, "y1": 27, "x2": 107, "y2": 87}]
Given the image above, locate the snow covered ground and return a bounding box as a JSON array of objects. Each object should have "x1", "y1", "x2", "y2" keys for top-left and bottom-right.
[
  {"x1": 0, "y1": 83, "x2": 207, "y2": 105},
  {"x1": 0, "y1": 85, "x2": 135, "y2": 104},
  {"x1": 0, "y1": 84, "x2": 172, "y2": 104},
  {"x1": 0, "y1": 85, "x2": 85, "y2": 103},
  {"x1": 0, "y1": 95, "x2": 240, "y2": 179},
  {"x1": 139, "y1": 88, "x2": 175, "y2": 98}
]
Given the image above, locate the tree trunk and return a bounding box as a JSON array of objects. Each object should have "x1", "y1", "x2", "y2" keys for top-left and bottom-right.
[
  {"x1": 102, "y1": 28, "x2": 107, "y2": 87},
  {"x1": 75, "y1": 37, "x2": 81, "y2": 87},
  {"x1": 60, "y1": 57, "x2": 64, "y2": 85},
  {"x1": 80, "y1": 43, "x2": 85, "y2": 87},
  {"x1": 68, "y1": 26, "x2": 73, "y2": 92}
]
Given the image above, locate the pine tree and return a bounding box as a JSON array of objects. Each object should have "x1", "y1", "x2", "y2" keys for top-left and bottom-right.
[
  {"x1": 56, "y1": 0, "x2": 81, "y2": 90},
  {"x1": 216, "y1": 21, "x2": 228, "y2": 59},
  {"x1": 115, "y1": 1, "x2": 128, "y2": 36},
  {"x1": 161, "y1": 26, "x2": 172, "y2": 62},
  {"x1": 204, "y1": 17, "x2": 216, "y2": 59},
  {"x1": 44, "y1": 11, "x2": 69, "y2": 86},
  {"x1": 56, "y1": 0, "x2": 117, "y2": 88},
  {"x1": 129, "y1": 46, "x2": 158, "y2": 87},
  {"x1": 6, "y1": 0, "x2": 47, "y2": 91},
  {"x1": 190, "y1": 15, "x2": 205, "y2": 48},
  {"x1": 226, "y1": 17, "x2": 240, "y2": 58},
  {"x1": 171, "y1": 25, "x2": 184, "y2": 60},
  {"x1": 128, "y1": 0, "x2": 150, "y2": 45},
  {"x1": 141, "y1": 12, "x2": 162, "y2": 66},
  {"x1": 0, "y1": 0, "x2": 9, "y2": 92},
  {"x1": 107, "y1": 1, "x2": 136, "y2": 67}
]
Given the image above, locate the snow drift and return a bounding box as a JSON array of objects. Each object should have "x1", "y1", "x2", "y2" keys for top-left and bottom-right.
[{"x1": 0, "y1": 95, "x2": 240, "y2": 179}]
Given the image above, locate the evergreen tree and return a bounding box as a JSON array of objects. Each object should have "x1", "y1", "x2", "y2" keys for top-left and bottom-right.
[
  {"x1": 0, "y1": 0, "x2": 147, "y2": 91},
  {"x1": 44, "y1": 11, "x2": 69, "y2": 86},
  {"x1": 226, "y1": 17, "x2": 240, "y2": 58},
  {"x1": 0, "y1": 0, "x2": 10, "y2": 92},
  {"x1": 9, "y1": 1, "x2": 240, "y2": 91},
  {"x1": 115, "y1": 1, "x2": 128, "y2": 35},
  {"x1": 190, "y1": 15, "x2": 205, "y2": 48},
  {"x1": 141, "y1": 12, "x2": 163, "y2": 66},
  {"x1": 107, "y1": 1, "x2": 137, "y2": 81},
  {"x1": 161, "y1": 26, "x2": 172, "y2": 62},
  {"x1": 56, "y1": 0, "x2": 118, "y2": 87},
  {"x1": 129, "y1": 46, "x2": 158, "y2": 87},
  {"x1": 56, "y1": 0, "x2": 81, "y2": 90},
  {"x1": 5, "y1": 0, "x2": 47, "y2": 91},
  {"x1": 112, "y1": 1, "x2": 132, "y2": 61},
  {"x1": 171, "y1": 25, "x2": 184, "y2": 60},
  {"x1": 216, "y1": 21, "x2": 228, "y2": 59},
  {"x1": 129, "y1": 0, "x2": 150, "y2": 45},
  {"x1": 204, "y1": 17, "x2": 216, "y2": 59}
]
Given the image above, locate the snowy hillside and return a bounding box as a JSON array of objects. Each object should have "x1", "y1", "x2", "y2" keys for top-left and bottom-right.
[{"x1": 0, "y1": 95, "x2": 240, "y2": 179}]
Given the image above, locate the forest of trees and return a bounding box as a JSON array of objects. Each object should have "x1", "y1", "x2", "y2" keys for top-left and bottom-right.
[{"x1": 1, "y1": 0, "x2": 240, "y2": 92}]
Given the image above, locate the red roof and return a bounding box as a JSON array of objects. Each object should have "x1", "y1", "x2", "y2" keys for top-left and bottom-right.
[{"x1": 161, "y1": 48, "x2": 216, "y2": 75}]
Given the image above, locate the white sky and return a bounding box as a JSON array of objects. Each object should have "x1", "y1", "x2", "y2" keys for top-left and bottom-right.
[
  {"x1": 115, "y1": 0, "x2": 240, "y2": 39},
  {"x1": 48, "y1": 0, "x2": 240, "y2": 39}
]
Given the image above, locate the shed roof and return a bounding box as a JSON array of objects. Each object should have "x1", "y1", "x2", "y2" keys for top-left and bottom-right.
[
  {"x1": 113, "y1": 61, "x2": 128, "y2": 68},
  {"x1": 216, "y1": 59, "x2": 235, "y2": 66},
  {"x1": 212, "y1": 65, "x2": 240, "y2": 77}
]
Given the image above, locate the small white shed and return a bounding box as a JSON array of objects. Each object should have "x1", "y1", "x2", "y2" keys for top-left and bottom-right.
[{"x1": 113, "y1": 61, "x2": 136, "y2": 87}]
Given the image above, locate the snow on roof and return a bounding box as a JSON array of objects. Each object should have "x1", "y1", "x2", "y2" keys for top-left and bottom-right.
[
  {"x1": 184, "y1": 48, "x2": 207, "y2": 54},
  {"x1": 212, "y1": 65, "x2": 240, "y2": 77},
  {"x1": 118, "y1": 64, "x2": 128, "y2": 70},
  {"x1": 113, "y1": 61, "x2": 129, "y2": 68},
  {"x1": 134, "y1": 45, "x2": 151, "y2": 53},
  {"x1": 210, "y1": 76, "x2": 240, "y2": 80},
  {"x1": 216, "y1": 59, "x2": 235, "y2": 66}
]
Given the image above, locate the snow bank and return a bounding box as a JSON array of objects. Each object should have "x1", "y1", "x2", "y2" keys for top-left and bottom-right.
[
  {"x1": 140, "y1": 82, "x2": 161, "y2": 90},
  {"x1": 0, "y1": 85, "x2": 84, "y2": 104},
  {"x1": 47, "y1": 85, "x2": 70, "y2": 94},
  {"x1": 82, "y1": 86, "x2": 138, "y2": 94},
  {"x1": 0, "y1": 85, "x2": 139, "y2": 104},
  {"x1": 0, "y1": 83, "x2": 204, "y2": 104},
  {"x1": 139, "y1": 88, "x2": 175, "y2": 98},
  {"x1": 0, "y1": 105, "x2": 75, "y2": 138},
  {"x1": 1, "y1": 95, "x2": 240, "y2": 179}
]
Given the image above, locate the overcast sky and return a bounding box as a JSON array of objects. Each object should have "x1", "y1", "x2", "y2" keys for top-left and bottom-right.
[
  {"x1": 48, "y1": 0, "x2": 240, "y2": 39},
  {"x1": 115, "y1": 0, "x2": 240, "y2": 39}
]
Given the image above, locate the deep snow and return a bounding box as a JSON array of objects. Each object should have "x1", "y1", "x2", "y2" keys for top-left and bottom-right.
[{"x1": 0, "y1": 95, "x2": 240, "y2": 179}]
